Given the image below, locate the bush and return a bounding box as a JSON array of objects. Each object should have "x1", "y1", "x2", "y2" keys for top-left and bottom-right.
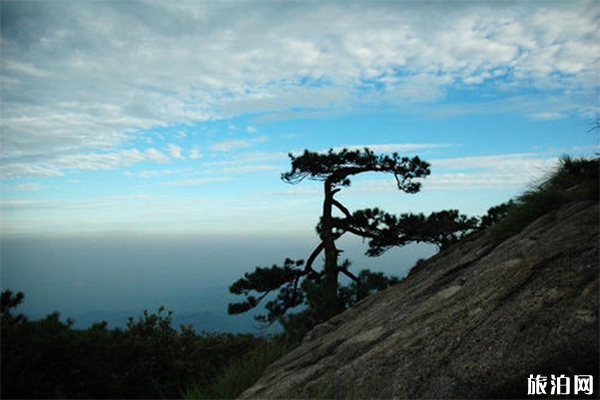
[{"x1": 1, "y1": 291, "x2": 266, "y2": 399}]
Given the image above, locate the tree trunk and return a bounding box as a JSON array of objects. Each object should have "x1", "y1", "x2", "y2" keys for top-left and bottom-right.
[{"x1": 320, "y1": 179, "x2": 343, "y2": 319}]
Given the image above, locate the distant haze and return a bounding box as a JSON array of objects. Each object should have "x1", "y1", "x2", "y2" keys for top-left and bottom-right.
[{"x1": 0, "y1": 233, "x2": 435, "y2": 332}]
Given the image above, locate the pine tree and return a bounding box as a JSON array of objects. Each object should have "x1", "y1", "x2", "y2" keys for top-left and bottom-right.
[{"x1": 229, "y1": 148, "x2": 430, "y2": 326}]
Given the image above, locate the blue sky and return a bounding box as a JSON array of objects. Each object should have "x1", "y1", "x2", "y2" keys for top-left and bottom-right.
[{"x1": 1, "y1": 0, "x2": 599, "y2": 237}]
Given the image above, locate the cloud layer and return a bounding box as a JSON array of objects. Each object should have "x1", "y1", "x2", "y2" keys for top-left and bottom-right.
[{"x1": 1, "y1": 1, "x2": 598, "y2": 176}]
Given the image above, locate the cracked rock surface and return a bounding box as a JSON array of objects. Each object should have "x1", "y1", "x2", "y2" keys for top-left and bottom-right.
[{"x1": 241, "y1": 200, "x2": 599, "y2": 399}]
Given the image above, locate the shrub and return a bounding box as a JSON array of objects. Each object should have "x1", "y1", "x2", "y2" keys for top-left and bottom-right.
[{"x1": 1, "y1": 291, "x2": 266, "y2": 399}]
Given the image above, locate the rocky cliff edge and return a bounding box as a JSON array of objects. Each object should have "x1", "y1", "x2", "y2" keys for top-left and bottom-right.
[{"x1": 241, "y1": 200, "x2": 599, "y2": 399}]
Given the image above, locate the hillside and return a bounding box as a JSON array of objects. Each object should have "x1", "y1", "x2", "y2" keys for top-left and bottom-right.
[{"x1": 241, "y1": 196, "x2": 599, "y2": 398}]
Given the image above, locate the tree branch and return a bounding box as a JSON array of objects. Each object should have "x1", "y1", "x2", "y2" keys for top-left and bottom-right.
[
  {"x1": 305, "y1": 241, "x2": 324, "y2": 275},
  {"x1": 332, "y1": 198, "x2": 352, "y2": 219},
  {"x1": 339, "y1": 265, "x2": 360, "y2": 283}
]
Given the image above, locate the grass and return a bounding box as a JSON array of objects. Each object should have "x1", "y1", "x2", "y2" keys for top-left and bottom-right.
[
  {"x1": 184, "y1": 333, "x2": 297, "y2": 399},
  {"x1": 490, "y1": 155, "x2": 599, "y2": 245}
]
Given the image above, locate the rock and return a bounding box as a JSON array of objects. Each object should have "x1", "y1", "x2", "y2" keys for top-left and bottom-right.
[{"x1": 241, "y1": 200, "x2": 599, "y2": 399}]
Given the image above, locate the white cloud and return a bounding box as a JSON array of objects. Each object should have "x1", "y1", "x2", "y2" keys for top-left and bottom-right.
[
  {"x1": 197, "y1": 149, "x2": 288, "y2": 177},
  {"x1": 209, "y1": 139, "x2": 254, "y2": 152},
  {"x1": 529, "y1": 112, "x2": 566, "y2": 121},
  {"x1": 429, "y1": 153, "x2": 557, "y2": 171},
  {"x1": 189, "y1": 145, "x2": 203, "y2": 160},
  {"x1": 332, "y1": 143, "x2": 457, "y2": 154},
  {"x1": 2, "y1": 183, "x2": 45, "y2": 192},
  {"x1": 3, "y1": 60, "x2": 51, "y2": 78},
  {"x1": 342, "y1": 153, "x2": 559, "y2": 194},
  {"x1": 123, "y1": 169, "x2": 177, "y2": 179},
  {"x1": 1, "y1": 1, "x2": 597, "y2": 178},
  {"x1": 166, "y1": 143, "x2": 185, "y2": 160},
  {"x1": 218, "y1": 164, "x2": 279, "y2": 174},
  {"x1": 0, "y1": 199, "x2": 51, "y2": 208},
  {"x1": 160, "y1": 177, "x2": 234, "y2": 186},
  {"x1": 0, "y1": 163, "x2": 65, "y2": 178},
  {"x1": 50, "y1": 148, "x2": 168, "y2": 171},
  {"x1": 142, "y1": 148, "x2": 170, "y2": 164},
  {"x1": 424, "y1": 153, "x2": 558, "y2": 191},
  {"x1": 1, "y1": 148, "x2": 172, "y2": 178},
  {"x1": 209, "y1": 135, "x2": 268, "y2": 152}
]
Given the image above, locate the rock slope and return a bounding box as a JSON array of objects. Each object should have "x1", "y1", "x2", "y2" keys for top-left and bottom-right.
[{"x1": 241, "y1": 200, "x2": 599, "y2": 399}]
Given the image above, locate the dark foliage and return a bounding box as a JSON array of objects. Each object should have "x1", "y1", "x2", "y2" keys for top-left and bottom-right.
[
  {"x1": 1, "y1": 290, "x2": 266, "y2": 399},
  {"x1": 229, "y1": 148, "x2": 481, "y2": 334},
  {"x1": 230, "y1": 148, "x2": 431, "y2": 329},
  {"x1": 281, "y1": 147, "x2": 431, "y2": 193},
  {"x1": 334, "y1": 208, "x2": 480, "y2": 255},
  {"x1": 479, "y1": 200, "x2": 516, "y2": 229},
  {"x1": 229, "y1": 258, "x2": 306, "y2": 319}
]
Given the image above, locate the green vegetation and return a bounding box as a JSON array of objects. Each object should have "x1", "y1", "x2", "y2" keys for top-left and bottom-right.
[
  {"x1": 1, "y1": 290, "x2": 274, "y2": 399},
  {"x1": 184, "y1": 333, "x2": 296, "y2": 399},
  {"x1": 489, "y1": 156, "x2": 599, "y2": 245}
]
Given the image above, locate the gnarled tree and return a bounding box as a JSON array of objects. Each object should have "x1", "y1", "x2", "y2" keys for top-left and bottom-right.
[{"x1": 229, "y1": 148, "x2": 431, "y2": 326}]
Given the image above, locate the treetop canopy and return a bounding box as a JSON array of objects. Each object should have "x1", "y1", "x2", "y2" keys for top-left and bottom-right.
[{"x1": 281, "y1": 147, "x2": 431, "y2": 192}]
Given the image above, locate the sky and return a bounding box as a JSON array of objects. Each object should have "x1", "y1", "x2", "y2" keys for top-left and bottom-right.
[{"x1": 1, "y1": 0, "x2": 599, "y2": 238}]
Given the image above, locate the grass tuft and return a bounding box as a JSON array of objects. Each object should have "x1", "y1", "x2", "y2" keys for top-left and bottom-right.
[
  {"x1": 490, "y1": 155, "x2": 598, "y2": 245},
  {"x1": 184, "y1": 333, "x2": 296, "y2": 399}
]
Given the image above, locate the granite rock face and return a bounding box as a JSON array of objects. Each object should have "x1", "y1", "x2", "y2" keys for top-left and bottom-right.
[{"x1": 241, "y1": 200, "x2": 599, "y2": 399}]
